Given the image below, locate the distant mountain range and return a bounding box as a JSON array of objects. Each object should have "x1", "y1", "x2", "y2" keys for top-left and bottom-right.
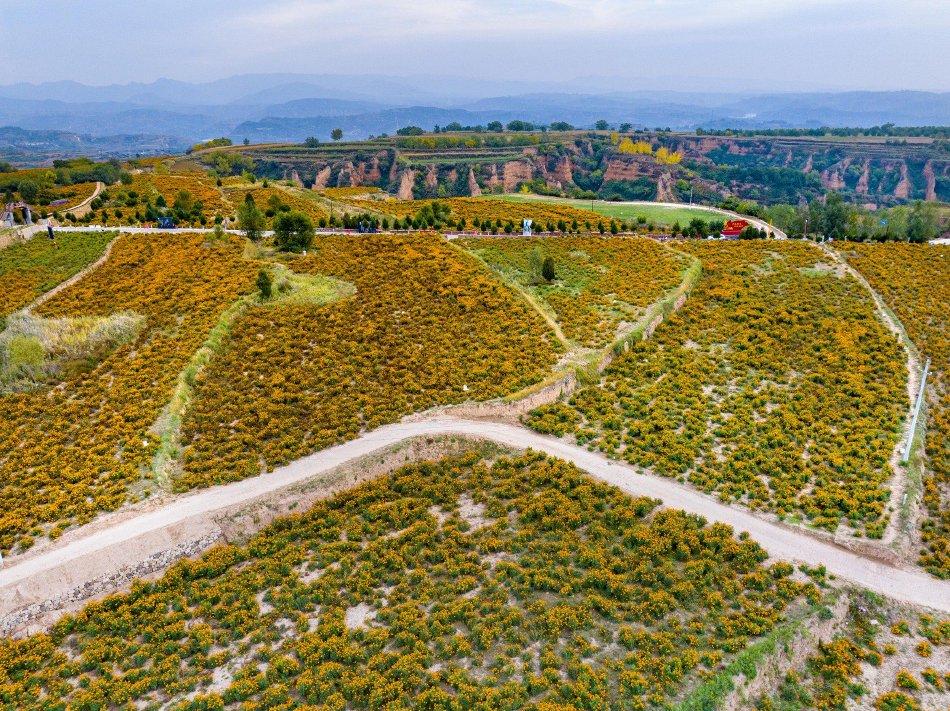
[{"x1": 2, "y1": 73, "x2": 949, "y2": 164}]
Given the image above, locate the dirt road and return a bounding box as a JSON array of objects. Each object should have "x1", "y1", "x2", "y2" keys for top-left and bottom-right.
[
  {"x1": 66, "y1": 181, "x2": 103, "y2": 218},
  {"x1": 1, "y1": 417, "x2": 947, "y2": 615}
]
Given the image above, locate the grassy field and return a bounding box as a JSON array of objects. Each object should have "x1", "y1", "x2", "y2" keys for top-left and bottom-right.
[
  {"x1": 488, "y1": 193, "x2": 732, "y2": 225},
  {"x1": 460, "y1": 236, "x2": 687, "y2": 348}
]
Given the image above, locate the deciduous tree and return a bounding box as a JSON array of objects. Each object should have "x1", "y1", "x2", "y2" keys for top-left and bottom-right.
[{"x1": 273, "y1": 210, "x2": 315, "y2": 252}]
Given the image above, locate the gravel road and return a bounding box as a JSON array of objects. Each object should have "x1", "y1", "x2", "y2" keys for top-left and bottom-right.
[{"x1": 1, "y1": 417, "x2": 947, "y2": 613}]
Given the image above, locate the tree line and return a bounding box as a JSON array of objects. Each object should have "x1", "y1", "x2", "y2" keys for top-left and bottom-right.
[
  {"x1": 696, "y1": 124, "x2": 950, "y2": 139},
  {"x1": 763, "y1": 193, "x2": 942, "y2": 242}
]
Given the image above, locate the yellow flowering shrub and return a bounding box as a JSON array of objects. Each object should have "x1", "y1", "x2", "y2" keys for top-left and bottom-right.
[
  {"x1": 142, "y1": 173, "x2": 231, "y2": 215},
  {"x1": 95, "y1": 173, "x2": 229, "y2": 226},
  {"x1": 528, "y1": 241, "x2": 907, "y2": 536},
  {"x1": 760, "y1": 593, "x2": 948, "y2": 710},
  {"x1": 461, "y1": 236, "x2": 687, "y2": 347},
  {"x1": 0, "y1": 231, "x2": 114, "y2": 317},
  {"x1": 178, "y1": 233, "x2": 561, "y2": 487},
  {"x1": 343, "y1": 197, "x2": 604, "y2": 226},
  {"x1": 319, "y1": 186, "x2": 382, "y2": 198},
  {"x1": 875, "y1": 691, "x2": 922, "y2": 711},
  {"x1": 0, "y1": 234, "x2": 255, "y2": 549},
  {"x1": 46, "y1": 181, "x2": 100, "y2": 211},
  {"x1": 0, "y1": 451, "x2": 816, "y2": 708},
  {"x1": 839, "y1": 243, "x2": 950, "y2": 577},
  {"x1": 223, "y1": 185, "x2": 328, "y2": 225}
]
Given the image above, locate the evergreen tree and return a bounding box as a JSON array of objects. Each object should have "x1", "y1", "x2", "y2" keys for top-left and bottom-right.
[{"x1": 256, "y1": 269, "x2": 272, "y2": 299}]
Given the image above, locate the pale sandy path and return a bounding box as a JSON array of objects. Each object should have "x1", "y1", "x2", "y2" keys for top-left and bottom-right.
[
  {"x1": 1, "y1": 417, "x2": 947, "y2": 612},
  {"x1": 65, "y1": 181, "x2": 103, "y2": 218}
]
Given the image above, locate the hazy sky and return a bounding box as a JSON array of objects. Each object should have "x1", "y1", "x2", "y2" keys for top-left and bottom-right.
[{"x1": 2, "y1": 0, "x2": 949, "y2": 91}]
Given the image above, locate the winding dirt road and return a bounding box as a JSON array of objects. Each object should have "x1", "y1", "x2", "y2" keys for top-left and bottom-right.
[
  {"x1": 65, "y1": 181, "x2": 103, "y2": 218},
  {"x1": 2, "y1": 417, "x2": 948, "y2": 615}
]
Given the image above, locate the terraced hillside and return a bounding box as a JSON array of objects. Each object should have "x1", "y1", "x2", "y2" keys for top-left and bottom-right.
[
  {"x1": 460, "y1": 236, "x2": 689, "y2": 348},
  {"x1": 839, "y1": 243, "x2": 950, "y2": 578},
  {"x1": 0, "y1": 234, "x2": 256, "y2": 550},
  {"x1": 0, "y1": 229, "x2": 946, "y2": 711},
  {"x1": 0, "y1": 231, "x2": 114, "y2": 318},
  {"x1": 527, "y1": 240, "x2": 908, "y2": 537},
  {"x1": 209, "y1": 130, "x2": 950, "y2": 208},
  {"x1": 177, "y1": 233, "x2": 563, "y2": 488}
]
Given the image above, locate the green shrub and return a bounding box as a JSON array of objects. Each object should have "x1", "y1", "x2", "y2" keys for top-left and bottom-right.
[{"x1": 4, "y1": 335, "x2": 44, "y2": 379}]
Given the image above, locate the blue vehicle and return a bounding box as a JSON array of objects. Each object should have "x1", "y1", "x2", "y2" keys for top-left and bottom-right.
[{"x1": 157, "y1": 217, "x2": 175, "y2": 229}]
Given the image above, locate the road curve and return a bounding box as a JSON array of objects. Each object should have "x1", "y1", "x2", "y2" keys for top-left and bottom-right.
[
  {"x1": 494, "y1": 194, "x2": 787, "y2": 239},
  {"x1": 620, "y1": 200, "x2": 787, "y2": 239},
  {"x1": 65, "y1": 181, "x2": 103, "y2": 218},
  {"x1": 1, "y1": 417, "x2": 947, "y2": 612}
]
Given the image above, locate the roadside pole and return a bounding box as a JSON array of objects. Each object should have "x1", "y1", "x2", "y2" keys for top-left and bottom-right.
[{"x1": 903, "y1": 358, "x2": 931, "y2": 464}]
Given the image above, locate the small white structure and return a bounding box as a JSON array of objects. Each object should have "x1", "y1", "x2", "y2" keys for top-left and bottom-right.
[{"x1": 522, "y1": 218, "x2": 533, "y2": 236}]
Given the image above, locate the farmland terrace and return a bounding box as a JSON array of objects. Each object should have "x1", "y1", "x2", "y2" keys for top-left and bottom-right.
[{"x1": 0, "y1": 225, "x2": 946, "y2": 710}]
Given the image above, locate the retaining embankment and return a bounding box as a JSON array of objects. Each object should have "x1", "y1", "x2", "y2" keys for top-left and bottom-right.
[{"x1": 0, "y1": 434, "x2": 496, "y2": 637}]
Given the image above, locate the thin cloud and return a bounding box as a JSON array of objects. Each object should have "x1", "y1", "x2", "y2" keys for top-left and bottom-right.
[
  {"x1": 229, "y1": 0, "x2": 857, "y2": 38},
  {"x1": 0, "y1": 0, "x2": 948, "y2": 89}
]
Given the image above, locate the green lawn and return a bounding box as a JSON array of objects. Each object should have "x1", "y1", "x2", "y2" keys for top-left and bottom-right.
[{"x1": 487, "y1": 194, "x2": 731, "y2": 225}]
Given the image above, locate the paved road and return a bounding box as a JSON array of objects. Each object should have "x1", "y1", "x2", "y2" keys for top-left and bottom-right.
[
  {"x1": 496, "y1": 195, "x2": 787, "y2": 239},
  {"x1": 1, "y1": 417, "x2": 947, "y2": 612},
  {"x1": 625, "y1": 200, "x2": 787, "y2": 239}
]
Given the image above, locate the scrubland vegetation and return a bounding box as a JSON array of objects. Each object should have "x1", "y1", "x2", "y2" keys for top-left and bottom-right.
[
  {"x1": 222, "y1": 184, "x2": 329, "y2": 226},
  {"x1": 756, "y1": 591, "x2": 950, "y2": 710},
  {"x1": 0, "y1": 231, "x2": 113, "y2": 318},
  {"x1": 527, "y1": 241, "x2": 907, "y2": 536},
  {"x1": 461, "y1": 236, "x2": 688, "y2": 348},
  {"x1": 340, "y1": 197, "x2": 606, "y2": 232},
  {"x1": 0, "y1": 197, "x2": 947, "y2": 711},
  {"x1": 0, "y1": 234, "x2": 255, "y2": 550},
  {"x1": 839, "y1": 243, "x2": 950, "y2": 577},
  {"x1": 178, "y1": 233, "x2": 561, "y2": 488},
  {"x1": 0, "y1": 450, "x2": 823, "y2": 710}
]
